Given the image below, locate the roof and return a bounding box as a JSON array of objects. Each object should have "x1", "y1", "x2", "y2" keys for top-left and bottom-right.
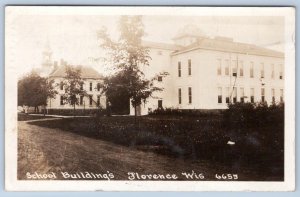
[
  {"x1": 49, "y1": 65, "x2": 104, "y2": 79},
  {"x1": 172, "y1": 37, "x2": 284, "y2": 58},
  {"x1": 142, "y1": 40, "x2": 181, "y2": 51}
]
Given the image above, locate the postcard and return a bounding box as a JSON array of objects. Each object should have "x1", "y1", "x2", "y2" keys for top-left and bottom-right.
[{"x1": 5, "y1": 6, "x2": 295, "y2": 191}]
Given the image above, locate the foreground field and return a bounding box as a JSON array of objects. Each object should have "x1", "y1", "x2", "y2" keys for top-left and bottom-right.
[{"x1": 22, "y1": 115, "x2": 283, "y2": 181}]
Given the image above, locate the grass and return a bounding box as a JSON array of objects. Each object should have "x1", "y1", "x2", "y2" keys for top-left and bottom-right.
[
  {"x1": 28, "y1": 114, "x2": 284, "y2": 180},
  {"x1": 18, "y1": 113, "x2": 56, "y2": 121}
]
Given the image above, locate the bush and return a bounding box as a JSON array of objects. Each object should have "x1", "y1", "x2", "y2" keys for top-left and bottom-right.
[
  {"x1": 47, "y1": 108, "x2": 106, "y2": 116},
  {"x1": 149, "y1": 107, "x2": 223, "y2": 117},
  {"x1": 222, "y1": 102, "x2": 284, "y2": 129},
  {"x1": 221, "y1": 102, "x2": 284, "y2": 170}
]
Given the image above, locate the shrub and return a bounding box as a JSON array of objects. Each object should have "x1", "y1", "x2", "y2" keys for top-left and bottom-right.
[
  {"x1": 222, "y1": 102, "x2": 284, "y2": 129},
  {"x1": 221, "y1": 102, "x2": 284, "y2": 169},
  {"x1": 47, "y1": 108, "x2": 106, "y2": 116},
  {"x1": 149, "y1": 107, "x2": 223, "y2": 117}
]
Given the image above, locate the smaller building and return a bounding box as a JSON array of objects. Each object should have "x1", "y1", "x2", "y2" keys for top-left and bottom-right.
[{"x1": 47, "y1": 64, "x2": 106, "y2": 112}]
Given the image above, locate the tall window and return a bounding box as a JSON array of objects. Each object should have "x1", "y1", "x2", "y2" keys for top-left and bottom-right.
[
  {"x1": 218, "y1": 87, "x2": 222, "y2": 103},
  {"x1": 239, "y1": 61, "x2": 244, "y2": 77},
  {"x1": 232, "y1": 60, "x2": 237, "y2": 77},
  {"x1": 89, "y1": 95, "x2": 93, "y2": 106},
  {"x1": 271, "y1": 64, "x2": 275, "y2": 79},
  {"x1": 158, "y1": 100, "x2": 163, "y2": 108},
  {"x1": 97, "y1": 83, "x2": 101, "y2": 91},
  {"x1": 60, "y1": 95, "x2": 64, "y2": 105},
  {"x1": 240, "y1": 88, "x2": 244, "y2": 103},
  {"x1": 217, "y1": 59, "x2": 222, "y2": 75},
  {"x1": 250, "y1": 62, "x2": 254, "y2": 78},
  {"x1": 225, "y1": 60, "x2": 229, "y2": 76},
  {"x1": 90, "y1": 82, "x2": 93, "y2": 91},
  {"x1": 80, "y1": 95, "x2": 83, "y2": 105},
  {"x1": 279, "y1": 64, "x2": 283, "y2": 79},
  {"x1": 261, "y1": 88, "x2": 265, "y2": 102},
  {"x1": 178, "y1": 61, "x2": 181, "y2": 77},
  {"x1": 188, "y1": 87, "x2": 192, "y2": 104},
  {"x1": 260, "y1": 63, "x2": 265, "y2": 78},
  {"x1": 97, "y1": 95, "x2": 100, "y2": 106},
  {"x1": 157, "y1": 76, "x2": 163, "y2": 82},
  {"x1": 250, "y1": 88, "x2": 255, "y2": 103},
  {"x1": 232, "y1": 87, "x2": 237, "y2": 103},
  {"x1": 280, "y1": 89, "x2": 284, "y2": 102},
  {"x1": 188, "y1": 59, "x2": 192, "y2": 76},
  {"x1": 60, "y1": 81, "x2": 64, "y2": 90},
  {"x1": 226, "y1": 87, "x2": 230, "y2": 103},
  {"x1": 272, "y1": 88, "x2": 275, "y2": 103},
  {"x1": 178, "y1": 88, "x2": 182, "y2": 104}
]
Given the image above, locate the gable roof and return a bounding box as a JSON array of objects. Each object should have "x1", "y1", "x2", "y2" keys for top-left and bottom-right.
[
  {"x1": 49, "y1": 65, "x2": 104, "y2": 79},
  {"x1": 172, "y1": 37, "x2": 284, "y2": 58}
]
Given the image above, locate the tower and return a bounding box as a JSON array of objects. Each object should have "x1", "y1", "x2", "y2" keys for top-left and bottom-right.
[{"x1": 41, "y1": 40, "x2": 54, "y2": 76}]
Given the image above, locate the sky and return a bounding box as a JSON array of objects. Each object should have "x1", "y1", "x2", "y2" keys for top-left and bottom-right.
[{"x1": 9, "y1": 13, "x2": 284, "y2": 77}]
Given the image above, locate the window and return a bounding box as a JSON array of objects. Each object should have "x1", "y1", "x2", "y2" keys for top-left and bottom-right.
[
  {"x1": 250, "y1": 88, "x2": 255, "y2": 103},
  {"x1": 232, "y1": 87, "x2": 237, "y2": 103},
  {"x1": 60, "y1": 82, "x2": 64, "y2": 90},
  {"x1": 188, "y1": 87, "x2": 192, "y2": 104},
  {"x1": 188, "y1": 59, "x2": 192, "y2": 76},
  {"x1": 279, "y1": 64, "x2": 283, "y2": 79},
  {"x1": 226, "y1": 87, "x2": 230, "y2": 103},
  {"x1": 271, "y1": 64, "x2": 275, "y2": 79},
  {"x1": 260, "y1": 63, "x2": 265, "y2": 78},
  {"x1": 90, "y1": 82, "x2": 93, "y2": 91},
  {"x1": 261, "y1": 88, "x2": 265, "y2": 102},
  {"x1": 217, "y1": 59, "x2": 221, "y2": 75},
  {"x1": 178, "y1": 61, "x2": 181, "y2": 77},
  {"x1": 239, "y1": 61, "x2": 244, "y2": 77},
  {"x1": 250, "y1": 62, "x2": 254, "y2": 78},
  {"x1": 60, "y1": 95, "x2": 64, "y2": 105},
  {"x1": 80, "y1": 95, "x2": 83, "y2": 105},
  {"x1": 97, "y1": 83, "x2": 101, "y2": 91},
  {"x1": 157, "y1": 76, "x2": 163, "y2": 82},
  {"x1": 272, "y1": 89, "x2": 275, "y2": 103},
  {"x1": 158, "y1": 100, "x2": 163, "y2": 108},
  {"x1": 280, "y1": 89, "x2": 284, "y2": 102},
  {"x1": 218, "y1": 87, "x2": 222, "y2": 103},
  {"x1": 97, "y1": 95, "x2": 100, "y2": 106},
  {"x1": 178, "y1": 88, "x2": 182, "y2": 104},
  {"x1": 89, "y1": 95, "x2": 93, "y2": 106},
  {"x1": 232, "y1": 60, "x2": 237, "y2": 76},
  {"x1": 225, "y1": 60, "x2": 229, "y2": 76},
  {"x1": 240, "y1": 88, "x2": 244, "y2": 103}
]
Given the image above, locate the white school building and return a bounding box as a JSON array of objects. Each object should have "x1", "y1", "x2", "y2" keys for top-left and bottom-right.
[
  {"x1": 130, "y1": 28, "x2": 284, "y2": 115},
  {"x1": 38, "y1": 42, "x2": 106, "y2": 111}
]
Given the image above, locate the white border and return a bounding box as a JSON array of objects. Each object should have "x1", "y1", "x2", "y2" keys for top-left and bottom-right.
[{"x1": 5, "y1": 6, "x2": 295, "y2": 191}]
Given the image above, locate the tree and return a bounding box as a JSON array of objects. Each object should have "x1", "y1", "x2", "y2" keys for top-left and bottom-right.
[
  {"x1": 103, "y1": 73, "x2": 131, "y2": 115},
  {"x1": 61, "y1": 65, "x2": 86, "y2": 116},
  {"x1": 98, "y1": 16, "x2": 164, "y2": 116},
  {"x1": 18, "y1": 71, "x2": 57, "y2": 113}
]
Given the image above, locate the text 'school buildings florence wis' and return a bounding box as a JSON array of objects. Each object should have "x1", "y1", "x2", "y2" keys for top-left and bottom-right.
[{"x1": 42, "y1": 26, "x2": 284, "y2": 115}]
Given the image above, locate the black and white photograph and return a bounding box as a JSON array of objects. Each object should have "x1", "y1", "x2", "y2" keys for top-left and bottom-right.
[{"x1": 5, "y1": 6, "x2": 295, "y2": 191}]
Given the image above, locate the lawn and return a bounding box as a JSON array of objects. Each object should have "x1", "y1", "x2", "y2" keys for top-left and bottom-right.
[
  {"x1": 18, "y1": 113, "x2": 57, "y2": 121},
  {"x1": 28, "y1": 114, "x2": 284, "y2": 180}
]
